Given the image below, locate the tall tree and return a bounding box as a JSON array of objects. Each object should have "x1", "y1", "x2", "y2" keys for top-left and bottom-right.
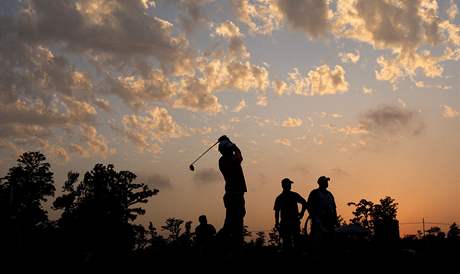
[
  {"x1": 0, "y1": 151, "x2": 54, "y2": 228},
  {"x1": 53, "y1": 163, "x2": 158, "y2": 260}
]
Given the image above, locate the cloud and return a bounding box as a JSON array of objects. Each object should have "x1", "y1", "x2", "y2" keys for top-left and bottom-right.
[
  {"x1": 280, "y1": 65, "x2": 349, "y2": 96},
  {"x1": 358, "y1": 105, "x2": 424, "y2": 136},
  {"x1": 273, "y1": 79, "x2": 289, "y2": 96},
  {"x1": 114, "y1": 106, "x2": 186, "y2": 153},
  {"x1": 192, "y1": 168, "x2": 221, "y2": 184},
  {"x1": 231, "y1": 0, "x2": 282, "y2": 35},
  {"x1": 276, "y1": 0, "x2": 332, "y2": 38},
  {"x1": 14, "y1": 0, "x2": 192, "y2": 72},
  {"x1": 79, "y1": 124, "x2": 112, "y2": 157},
  {"x1": 329, "y1": 167, "x2": 350, "y2": 177},
  {"x1": 214, "y1": 20, "x2": 250, "y2": 58},
  {"x1": 362, "y1": 86, "x2": 374, "y2": 95},
  {"x1": 108, "y1": 70, "x2": 177, "y2": 109},
  {"x1": 319, "y1": 112, "x2": 343, "y2": 118},
  {"x1": 308, "y1": 65, "x2": 349, "y2": 95},
  {"x1": 177, "y1": 0, "x2": 211, "y2": 35},
  {"x1": 282, "y1": 117, "x2": 303, "y2": 127},
  {"x1": 334, "y1": 0, "x2": 460, "y2": 88},
  {"x1": 339, "y1": 50, "x2": 360, "y2": 63},
  {"x1": 139, "y1": 173, "x2": 173, "y2": 189},
  {"x1": 275, "y1": 138, "x2": 291, "y2": 146},
  {"x1": 256, "y1": 95, "x2": 268, "y2": 106},
  {"x1": 233, "y1": 99, "x2": 247, "y2": 112},
  {"x1": 447, "y1": 0, "x2": 458, "y2": 20},
  {"x1": 441, "y1": 105, "x2": 459, "y2": 118}
]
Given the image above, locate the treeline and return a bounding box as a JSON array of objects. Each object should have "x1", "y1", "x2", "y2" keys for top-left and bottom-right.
[{"x1": 0, "y1": 152, "x2": 459, "y2": 267}]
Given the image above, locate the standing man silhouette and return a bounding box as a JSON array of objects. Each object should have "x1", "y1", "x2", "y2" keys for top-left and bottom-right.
[
  {"x1": 274, "y1": 178, "x2": 308, "y2": 251},
  {"x1": 307, "y1": 176, "x2": 338, "y2": 242},
  {"x1": 217, "y1": 135, "x2": 247, "y2": 248}
]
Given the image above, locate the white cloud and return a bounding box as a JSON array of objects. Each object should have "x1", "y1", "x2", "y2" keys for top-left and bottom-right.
[
  {"x1": 362, "y1": 86, "x2": 374, "y2": 95},
  {"x1": 233, "y1": 99, "x2": 247, "y2": 112},
  {"x1": 231, "y1": 0, "x2": 283, "y2": 35},
  {"x1": 447, "y1": 0, "x2": 458, "y2": 20},
  {"x1": 441, "y1": 105, "x2": 459, "y2": 118},
  {"x1": 275, "y1": 138, "x2": 292, "y2": 146},
  {"x1": 256, "y1": 95, "x2": 268, "y2": 106},
  {"x1": 282, "y1": 117, "x2": 303, "y2": 127},
  {"x1": 115, "y1": 107, "x2": 186, "y2": 153},
  {"x1": 339, "y1": 50, "x2": 360, "y2": 63}
]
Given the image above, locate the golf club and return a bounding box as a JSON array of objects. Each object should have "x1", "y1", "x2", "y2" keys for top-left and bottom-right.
[{"x1": 189, "y1": 140, "x2": 219, "y2": 171}]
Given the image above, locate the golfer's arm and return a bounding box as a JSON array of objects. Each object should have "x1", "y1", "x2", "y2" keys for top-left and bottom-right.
[
  {"x1": 234, "y1": 145, "x2": 243, "y2": 162},
  {"x1": 274, "y1": 210, "x2": 280, "y2": 226}
]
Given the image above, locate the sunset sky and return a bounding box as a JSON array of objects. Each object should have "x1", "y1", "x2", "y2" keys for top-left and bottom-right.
[{"x1": 1, "y1": 0, "x2": 459, "y2": 235}]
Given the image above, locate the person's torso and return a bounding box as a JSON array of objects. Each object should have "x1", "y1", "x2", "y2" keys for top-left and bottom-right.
[
  {"x1": 219, "y1": 156, "x2": 247, "y2": 193},
  {"x1": 276, "y1": 191, "x2": 301, "y2": 223},
  {"x1": 310, "y1": 189, "x2": 335, "y2": 216}
]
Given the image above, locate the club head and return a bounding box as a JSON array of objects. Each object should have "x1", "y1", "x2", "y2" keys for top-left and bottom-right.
[{"x1": 189, "y1": 164, "x2": 195, "y2": 171}]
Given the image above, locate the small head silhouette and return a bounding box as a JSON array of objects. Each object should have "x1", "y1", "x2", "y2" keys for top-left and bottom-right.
[
  {"x1": 317, "y1": 176, "x2": 330, "y2": 189},
  {"x1": 199, "y1": 215, "x2": 208, "y2": 225},
  {"x1": 281, "y1": 178, "x2": 293, "y2": 190},
  {"x1": 218, "y1": 138, "x2": 234, "y2": 156}
]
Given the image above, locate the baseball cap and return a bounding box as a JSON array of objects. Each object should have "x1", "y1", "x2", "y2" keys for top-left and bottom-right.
[
  {"x1": 317, "y1": 176, "x2": 330, "y2": 183},
  {"x1": 281, "y1": 178, "x2": 294, "y2": 187}
]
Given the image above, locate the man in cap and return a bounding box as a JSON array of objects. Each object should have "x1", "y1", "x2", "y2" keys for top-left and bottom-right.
[
  {"x1": 217, "y1": 135, "x2": 247, "y2": 248},
  {"x1": 274, "y1": 178, "x2": 308, "y2": 251},
  {"x1": 306, "y1": 176, "x2": 338, "y2": 242}
]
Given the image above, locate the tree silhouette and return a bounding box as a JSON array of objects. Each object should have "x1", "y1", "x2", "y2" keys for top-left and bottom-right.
[
  {"x1": 348, "y1": 196, "x2": 399, "y2": 241},
  {"x1": 162, "y1": 217, "x2": 184, "y2": 243},
  {"x1": 0, "y1": 151, "x2": 55, "y2": 257},
  {"x1": 53, "y1": 163, "x2": 157, "y2": 261},
  {"x1": 0, "y1": 151, "x2": 55, "y2": 229},
  {"x1": 268, "y1": 227, "x2": 281, "y2": 247},
  {"x1": 426, "y1": 226, "x2": 445, "y2": 239},
  {"x1": 347, "y1": 199, "x2": 374, "y2": 232},
  {"x1": 255, "y1": 231, "x2": 266, "y2": 247},
  {"x1": 447, "y1": 223, "x2": 460, "y2": 240}
]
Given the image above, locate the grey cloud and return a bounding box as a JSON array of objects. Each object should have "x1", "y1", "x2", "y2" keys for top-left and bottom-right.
[
  {"x1": 359, "y1": 105, "x2": 424, "y2": 136},
  {"x1": 140, "y1": 173, "x2": 173, "y2": 190},
  {"x1": 193, "y1": 168, "x2": 221, "y2": 185},
  {"x1": 276, "y1": 0, "x2": 331, "y2": 38}
]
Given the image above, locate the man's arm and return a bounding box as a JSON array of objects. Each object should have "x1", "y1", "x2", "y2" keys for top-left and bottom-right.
[
  {"x1": 233, "y1": 144, "x2": 243, "y2": 163},
  {"x1": 297, "y1": 194, "x2": 308, "y2": 220},
  {"x1": 274, "y1": 210, "x2": 280, "y2": 229}
]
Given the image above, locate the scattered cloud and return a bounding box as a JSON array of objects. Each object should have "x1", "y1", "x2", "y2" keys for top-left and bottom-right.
[
  {"x1": 233, "y1": 99, "x2": 247, "y2": 112},
  {"x1": 362, "y1": 86, "x2": 374, "y2": 95},
  {"x1": 339, "y1": 50, "x2": 360, "y2": 63},
  {"x1": 277, "y1": 0, "x2": 332, "y2": 39},
  {"x1": 275, "y1": 138, "x2": 292, "y2": 146},
  {"x1": 441, "y1": 105, "x2": 459, "y2": 118},
  {"x1": 282, "y1": 117, "x2": 303, "y2": 128},
  {"x1": 359, "y1": 105, "x2": 424, "y2": 136},
  {"x1": 256, "y1": 95, "x2": 268, "y2": 106},
  {"x1": 192, "y1": 168, "x2": 221, "y2": 184},
  {"x1": 230, "y1": 0, "x2": 282, "y2": 35},
  {"x1": 140, "y1": 173, "x2": 173, "y2": 189}
]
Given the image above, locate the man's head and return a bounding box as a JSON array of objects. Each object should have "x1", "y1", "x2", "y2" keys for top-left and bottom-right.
[
  {"x1": 218, "y1": 138, "x2": 234, "y2": 156},
  {"x1": 199, "y1": 215, "x2": 207, "y2": 225},
  {"x1": 281, "y1": 178, "x2": 294, "y2": 191},
  {"x1": 317, "y1": 176, "x2": 330, "y2": 189}
]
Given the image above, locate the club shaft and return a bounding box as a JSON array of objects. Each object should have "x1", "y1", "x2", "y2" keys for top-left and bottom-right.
[{"x1": 190, "y1": 141, "x2": 219, "y2": 166}]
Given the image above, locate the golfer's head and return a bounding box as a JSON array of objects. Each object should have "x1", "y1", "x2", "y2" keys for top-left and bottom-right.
[
  {"x1": 281, "y1": 178, "x2": 293, "y2": 190},
  {"x1": 318, "y1": 176, "x2": 330, "y2": 189},
  {"x1": 218, "y1": 139, "x2": 234, "y2": 156},
  {"x1": 199, "y1": 215, "x2": 207, "y2": 224}
]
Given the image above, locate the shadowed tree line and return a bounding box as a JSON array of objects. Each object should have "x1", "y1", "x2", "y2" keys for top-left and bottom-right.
[{"x1": 0, "y1": 152, "x2": 459, "y2": 267}]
